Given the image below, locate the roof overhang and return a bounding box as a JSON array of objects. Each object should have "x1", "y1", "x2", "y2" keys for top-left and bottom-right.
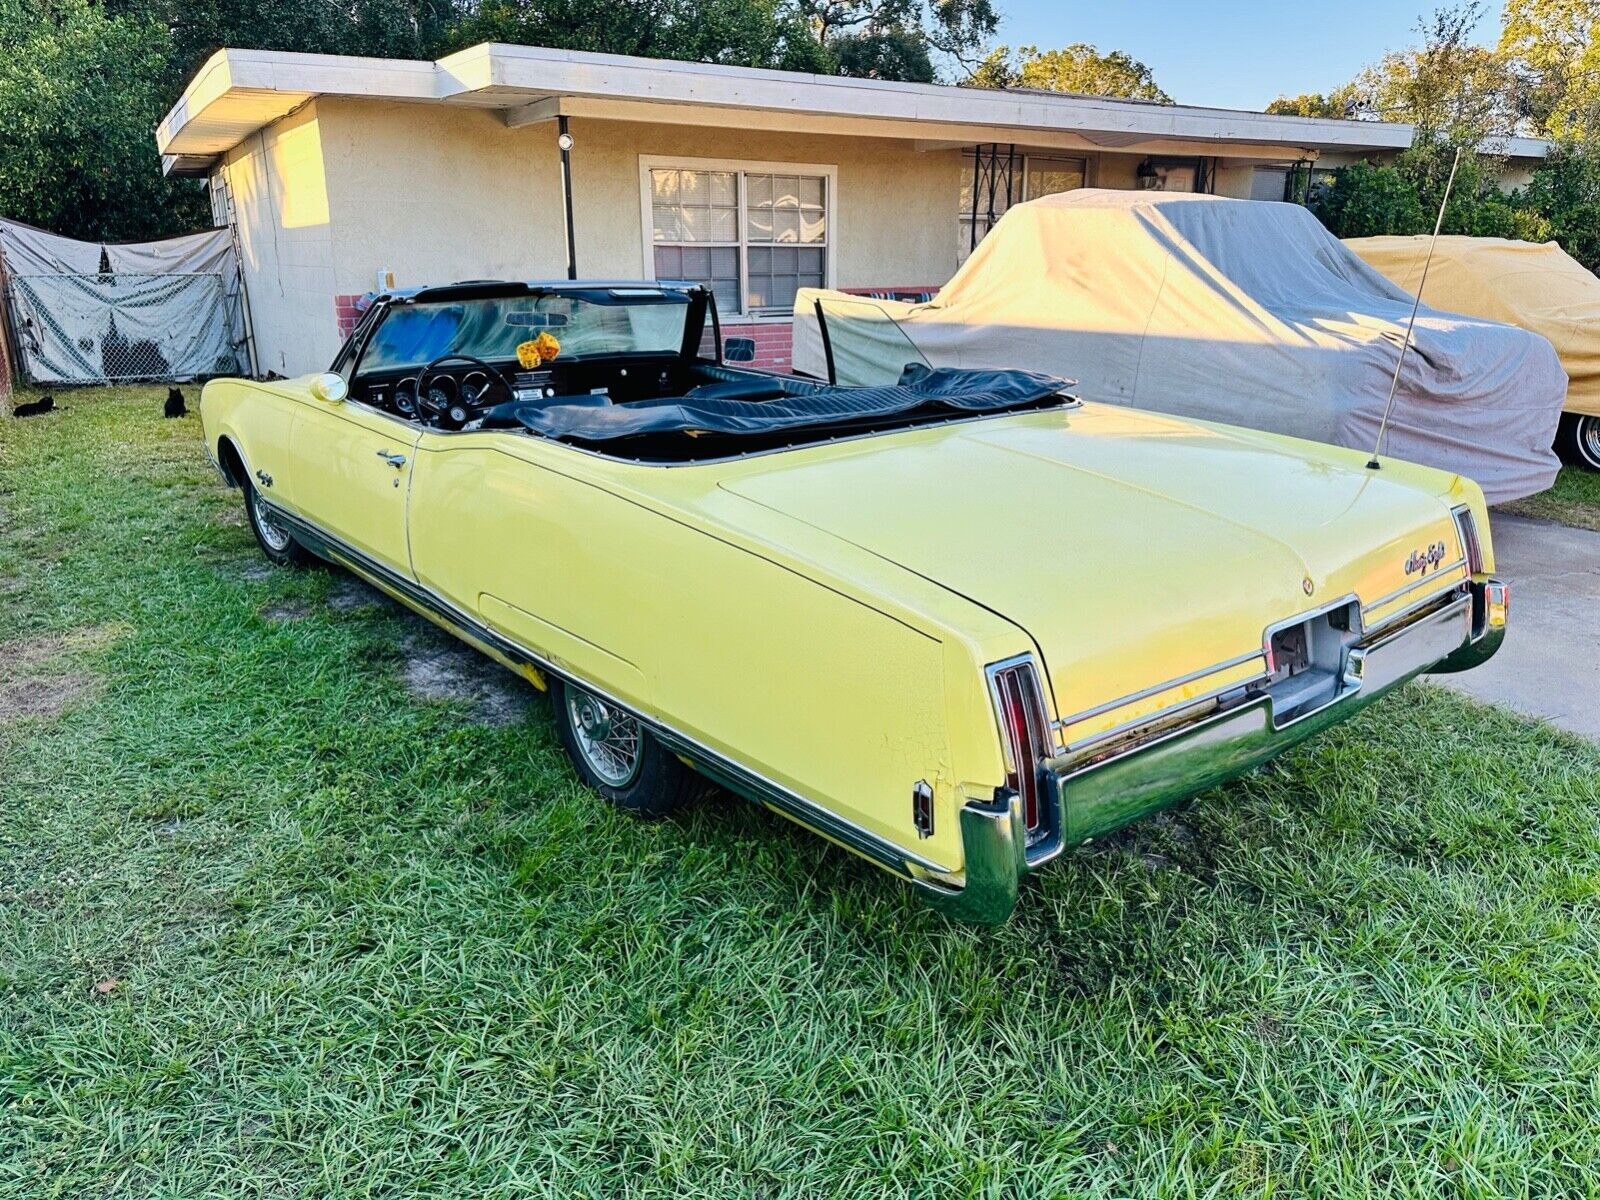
[{"x1": 157, "y1": 44, "x2": 1550, "y2": 177}]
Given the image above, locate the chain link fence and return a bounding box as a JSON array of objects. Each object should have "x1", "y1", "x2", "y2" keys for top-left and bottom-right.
[{"x1": 5, "y1": 271, "x2": 244, "y2": 386}]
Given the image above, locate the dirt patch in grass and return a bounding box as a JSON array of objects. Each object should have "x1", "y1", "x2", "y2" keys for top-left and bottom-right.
[
  {"x1": 0, "y1": 625, "x2": 119, "y2": 723},
  {"x1": 400, "y1": 630, "x2": 531, "y2": 726},
  {"x1": 214, "y1": 555, "x2": 278, "y2": 583},
  {"x1": 261, "y1": 601, "x2": 310, "y2": 623},
  {"x1": 326, "y1": 578, "x2": 389, "y2": 612}
]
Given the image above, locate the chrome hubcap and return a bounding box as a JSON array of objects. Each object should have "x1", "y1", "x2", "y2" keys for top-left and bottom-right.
[
  {"x1": 566, "y1": 686, "x2": 642, "y2": 787},
  {"x1": 251, "y1": 489, "x2": 292, "y2": 552},
  {"x1": 1580, "y1": 415, "x2": 1600, "y2": 470}
]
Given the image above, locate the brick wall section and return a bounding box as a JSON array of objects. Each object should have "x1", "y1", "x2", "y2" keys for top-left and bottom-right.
[
  {"x1": 718, "y1": 321, "x2": 794, "y2": 372},
  {"x1": 334, "y1": 294, "x2": 366, "y2": 341}
]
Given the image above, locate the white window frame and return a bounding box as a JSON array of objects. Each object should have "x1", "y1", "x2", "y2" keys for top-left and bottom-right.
[{"x1": 639, "y1": 155, "x2": 838, "y2": 322}]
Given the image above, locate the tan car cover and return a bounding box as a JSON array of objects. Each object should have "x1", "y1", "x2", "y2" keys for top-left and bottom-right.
[
  {"x1": 794, "y1": 189, "x2": 1566, "y2": 503},
  {"x1": 1347, "y1": 234, "x2": 1600, "y2": 418}
]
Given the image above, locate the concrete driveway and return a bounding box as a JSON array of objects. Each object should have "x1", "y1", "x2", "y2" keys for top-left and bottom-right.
[{"x1": 1436, "y1": 514, "x2": 1599, "y2": 741}]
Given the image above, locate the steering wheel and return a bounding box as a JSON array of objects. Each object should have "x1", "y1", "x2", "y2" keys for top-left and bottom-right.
[{"x1": 416, "y1": 354, "x2": 514, "y2": 429}]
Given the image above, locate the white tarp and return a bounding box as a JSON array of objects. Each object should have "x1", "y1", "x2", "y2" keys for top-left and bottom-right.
[
  {"x1": 794, "y1": 189, "x2": 1567, "y2": 503},
  {"x1": 0, "y1": 219, "x2": 246, "y2": 384}
]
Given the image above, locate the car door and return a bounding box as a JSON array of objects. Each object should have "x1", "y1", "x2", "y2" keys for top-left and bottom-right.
[{"x1": 289, "y1": 397, "x2": 421, "y2": 577}]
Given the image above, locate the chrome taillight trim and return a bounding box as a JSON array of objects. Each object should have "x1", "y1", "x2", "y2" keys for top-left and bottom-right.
[
  {"x1": 1452, "y1": 505, "x2": 1485, "y2": 575},
  {"x1": 985, "y1": 655, "x2": 1057, "y2": 849}
]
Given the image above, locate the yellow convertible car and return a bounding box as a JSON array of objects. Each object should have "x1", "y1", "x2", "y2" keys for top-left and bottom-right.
[{"x1": 202, "y1": 281, "x2": 1508, "y2": 923}]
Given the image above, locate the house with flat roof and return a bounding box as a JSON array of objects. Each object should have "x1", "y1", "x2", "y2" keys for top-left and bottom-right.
[{"x1": 157, "y1": 43, "x2": 1551, "y2": 376}]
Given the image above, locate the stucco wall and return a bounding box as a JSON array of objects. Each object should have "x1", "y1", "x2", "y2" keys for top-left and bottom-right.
[
  {"x1": 312, "y1": 99, "x2": 962, "y2": 297},
  {"x1": 220, "y1": 102, "x2": 345, "y2": 375}
]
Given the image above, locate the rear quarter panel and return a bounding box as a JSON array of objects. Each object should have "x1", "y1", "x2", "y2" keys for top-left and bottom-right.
[{"x1": 407, "y1": 436, "x2": 1010, "y2": 874}]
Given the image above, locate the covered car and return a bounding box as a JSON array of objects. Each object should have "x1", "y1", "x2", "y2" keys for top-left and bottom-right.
[
  {"x1": 793, "y1": 189, "x2": 1566, "y2": 503},
  {"x1": 1347, "y1": 234, "x2": 1600, "y2": 471}
]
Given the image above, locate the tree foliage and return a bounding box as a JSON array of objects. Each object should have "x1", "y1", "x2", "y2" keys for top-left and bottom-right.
[
  {"x1": 1265, "y1": 90, "x2": 1356, "y2": 118},
  {"x1": 968, "y1": 41, "x2": 1170, "y2": 101},
  {"x1": 1499, "y1": 0, "x2": 1600, "y2": 138},
  {"x1": 0, "y1": 0, "x2": 207, "y2": 240}
]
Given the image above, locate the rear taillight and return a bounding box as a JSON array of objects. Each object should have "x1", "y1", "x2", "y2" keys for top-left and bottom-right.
[
  {"x1": 1453, "y1": 505, "x2": 1485, "y2": 575},
  {"x1": 989, "y1": 658, "x2": 1054, "y2": 845}
]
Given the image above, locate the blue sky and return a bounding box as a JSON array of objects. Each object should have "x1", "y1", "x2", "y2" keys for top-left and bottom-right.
[{"x1": 991, "y1": 1, "x2": 1500, "y2": 111}]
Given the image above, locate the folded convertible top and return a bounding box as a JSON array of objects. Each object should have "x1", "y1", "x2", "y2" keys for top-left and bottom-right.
[{"x1": 509, "y1": 366, "x2": 1071, "y2": 442}]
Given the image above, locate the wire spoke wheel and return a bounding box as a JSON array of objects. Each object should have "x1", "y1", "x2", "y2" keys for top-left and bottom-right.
[
  {"x1": 251, "y1": 489, "x2": 293, "y2": 552},
  {"x1": 1580, "y1": 415, "x2": 1600, "y2": 470},
  {"x1": 565, "y1": 685, "x2": 643, "y2": 788}
]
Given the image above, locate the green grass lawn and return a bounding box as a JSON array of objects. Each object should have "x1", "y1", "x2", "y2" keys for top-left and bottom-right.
[
  {"x1": 3, "y1": 386, "x2": 1600, "y2": 1198},
  {"x1": 1497, "y1": 464, "x2": 1600, "y2": 531}
]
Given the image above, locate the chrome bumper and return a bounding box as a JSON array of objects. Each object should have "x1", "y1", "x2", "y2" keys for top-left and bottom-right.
[{"x1": 920, "y1": 577, "x2": 1508, "y2": 924}]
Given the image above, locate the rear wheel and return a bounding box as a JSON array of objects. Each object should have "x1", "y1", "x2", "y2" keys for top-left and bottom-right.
[
  {"x1": 243, "y1": 474, "x2": 311, "y2": 567},
  {"x1": 551, "y1": 677, "x2": 702, "y2": 817},
  {"x1": 1555, "y1": 413, "x2": 1600, "y2": 472}
]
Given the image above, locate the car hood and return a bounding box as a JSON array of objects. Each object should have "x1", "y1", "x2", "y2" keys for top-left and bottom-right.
[{"x1": 716, "y1": 403, "x2": 1463, "y2": 727}]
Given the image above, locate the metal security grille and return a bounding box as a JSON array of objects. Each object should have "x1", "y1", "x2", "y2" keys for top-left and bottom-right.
[{"x1": 5, "y1": 271, "x2": 244, "y2": 385}]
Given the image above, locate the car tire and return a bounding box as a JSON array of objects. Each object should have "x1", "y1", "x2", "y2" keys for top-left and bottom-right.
[
  {"x1": 242, "y1": 473, "x2": 312, "y2": 567},
  {"x1": 550, "y1": 677, "x2": 703, "y2": 817},
  {"x1": 1555, "y1": 412, "x2": 1600, "y2": 472}
]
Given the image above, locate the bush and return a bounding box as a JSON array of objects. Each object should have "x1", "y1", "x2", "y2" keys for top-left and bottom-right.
[{"x1": 1310, "y1": 161, "x2": 1429, "y2": 238}]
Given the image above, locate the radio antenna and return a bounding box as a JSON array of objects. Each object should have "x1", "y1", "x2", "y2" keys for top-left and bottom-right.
[{"x1": 1367, "y1": 144, "x2": 1462, "y2": 471}]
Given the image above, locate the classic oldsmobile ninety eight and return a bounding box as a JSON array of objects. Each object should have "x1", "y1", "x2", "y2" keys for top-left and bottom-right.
[{"x1": 202, "y1": 280, "x2": 1508, "y2": 923}]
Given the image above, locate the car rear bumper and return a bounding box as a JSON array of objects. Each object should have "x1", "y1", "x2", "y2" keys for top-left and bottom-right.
[{"x1": 919, "y1": 576, "x2": 1508, "y2": 924}]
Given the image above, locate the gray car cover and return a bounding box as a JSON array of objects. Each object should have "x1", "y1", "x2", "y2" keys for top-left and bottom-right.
[{"x1": 794, "y1": 190, "x2": 1567, "y2": 503}]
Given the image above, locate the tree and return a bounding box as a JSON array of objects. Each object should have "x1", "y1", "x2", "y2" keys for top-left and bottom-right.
[
  {"x1": 1342, "y1": 2, "x2": 1518, "y2": 144},
  {"x1": 968, "y1": 42, "x2": 1171, "y2": 101},
  {"x1": 450, "y1": 0, "x2": 829, "y2": 73},
  {"x1": 799, "y1": 0, "x2": 999, "y2": 80},
  {"x1": 0, "y1": 0, "x2": 207, "y2": 241},
  {"x1": 1265, "y1": 90, "x2": 1356, "y2": 118},
  {"x1": 1498, "y1": 0, "x2": 1600, "y2": 139}
]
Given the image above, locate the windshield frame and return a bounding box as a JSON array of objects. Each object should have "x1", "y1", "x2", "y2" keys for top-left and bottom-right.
[{"x1": 338, "y1": 283, "x2": 715, "y2": 381}]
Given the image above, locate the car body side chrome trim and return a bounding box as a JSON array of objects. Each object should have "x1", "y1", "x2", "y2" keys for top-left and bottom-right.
[
  {"x1": 259, "y1": 499, "x2": 954, "y2": 883},
  {"x1": 1049, "y1": 574, "x2": 1468, "y2": 743},
  {"x1": 1367, "y1": 558, "x2": 1467, "y2": 612},
  {"x1": 1050, "y1": 649, "x2": 1265, "y2": 734}
]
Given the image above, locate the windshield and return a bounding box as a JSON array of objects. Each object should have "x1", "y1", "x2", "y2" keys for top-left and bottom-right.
[
  {"x1": 358, "y1": 292, "x2": 690, "y2": 373},
  {"x1": 809, "y1": 295, "x2": 933, "y2": 387}
]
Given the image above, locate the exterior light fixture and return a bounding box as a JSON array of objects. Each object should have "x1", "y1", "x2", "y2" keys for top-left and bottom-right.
[{"x1": 558, "y1": 131, "x2": 574, "y2": 151}]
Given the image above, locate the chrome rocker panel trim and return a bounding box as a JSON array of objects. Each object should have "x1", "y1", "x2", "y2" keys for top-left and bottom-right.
[
  {"x1": 921, "y1": 577, "x2": 1507, "y2": 925},
  {"x1": 260, "y1": 500, "x2": 954, "y2": 886}
]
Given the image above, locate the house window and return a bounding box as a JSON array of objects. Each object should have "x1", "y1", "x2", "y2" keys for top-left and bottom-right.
[
  {"x1": 648, "y1": 164, "x2": 830, "y2": 317},
  {"x1": 959, "y1": 153, "x2": 1087, "y2": 262}
]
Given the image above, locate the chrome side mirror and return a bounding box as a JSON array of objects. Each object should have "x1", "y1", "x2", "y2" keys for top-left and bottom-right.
[
  {"x1": 309, "y1": 372, "x2": 349, "y2": 403},
  {"x1": 724, "y1": 336, "x2": 757, "y2": 364}
]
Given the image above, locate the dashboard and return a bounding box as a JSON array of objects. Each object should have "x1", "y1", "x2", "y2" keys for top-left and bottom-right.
[{"x1": 352, "y1": 354, "x2": 695, "y2": 429}]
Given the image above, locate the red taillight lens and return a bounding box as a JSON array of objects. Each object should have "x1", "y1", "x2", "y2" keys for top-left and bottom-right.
[
  {"x1": 1453, "y1": 506, "x2": 1485, "y2": 575},
  {"x1": 991, "y1": 660, "x2": 1052, "y2": 842}
]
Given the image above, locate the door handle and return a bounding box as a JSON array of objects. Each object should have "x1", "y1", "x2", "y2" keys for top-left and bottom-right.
[{"x1": 376, "y1": 450, "x2": 407, "y2": 468}]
